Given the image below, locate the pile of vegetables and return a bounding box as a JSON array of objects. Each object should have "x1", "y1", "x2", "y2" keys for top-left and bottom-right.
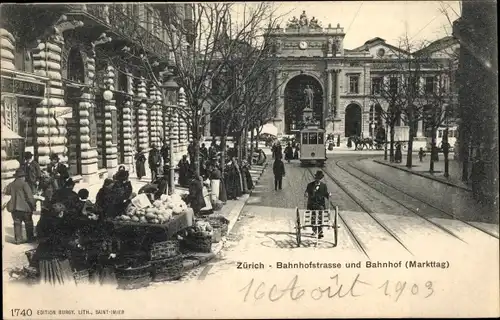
[{"x1": 115, "y1": 192, "x2": 190, "y2": 224}]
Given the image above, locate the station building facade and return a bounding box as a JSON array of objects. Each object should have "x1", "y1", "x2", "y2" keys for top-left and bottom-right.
[
  {"x1": 264, "y1": 12, "x2": 458, "y2": 143},
  {"x1": 1, "y1": 4, "x2": 192, "y2": 189}
]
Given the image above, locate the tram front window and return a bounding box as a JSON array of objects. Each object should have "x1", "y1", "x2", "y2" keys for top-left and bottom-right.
[
  {"x1": 309, "y1": 133, "x2": 318, "y2": 144},
  {"x1": 318, "y1": 133, "x2": 324, "y2": 145},
  {"x1": 302, "y1": 133, "x2": 308, "y2": 145}
]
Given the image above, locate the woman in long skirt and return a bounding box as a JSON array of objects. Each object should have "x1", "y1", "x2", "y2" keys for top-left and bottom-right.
[
  {"x1": 135, "y1": 148, "x2": 147, "y2": 180},
  {"x1": 35, "y1": 203, "x2": 78, "y2": 286}
]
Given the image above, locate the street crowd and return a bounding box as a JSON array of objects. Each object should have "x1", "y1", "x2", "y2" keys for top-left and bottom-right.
[{"x1": 2, "y1": 139, "x2": 264, "y2": 285}]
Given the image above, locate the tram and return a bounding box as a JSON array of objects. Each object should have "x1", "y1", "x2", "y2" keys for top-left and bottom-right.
[{"x1": 299, "y1": 124, "x2": 327, "y2": 167}]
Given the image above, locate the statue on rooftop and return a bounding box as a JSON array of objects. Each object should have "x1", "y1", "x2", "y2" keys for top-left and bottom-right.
[
  {"x1": 299, "y1": 11, "x2": 308, "y2": 26},
  {"x1": 309, "y1": 17, "x2": 321, "y2": 29},
  {"x1": 287, "y1": 16, "x2": 300, "y2": 28}
]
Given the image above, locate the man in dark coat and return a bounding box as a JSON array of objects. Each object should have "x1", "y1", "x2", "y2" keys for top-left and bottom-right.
[
  {"x1": 47, "y1": 153, "x2": 69, "y2": 190},
  {"x1": 148, "y1": 144, "x2": 162, "y2": 182},
  {"x1": 208, "y1": 141, "x2": 219, "y2": 159},
  {"x1": 284, "y1": 143, "x2": 294, "y2": 163},
  {"x1": 304, "y1": 170, "x2": 329, "y2": 239},
  {"x1": 160, "y1": 143, "x2": 170, "y2": 166},
  {"x1": 178, "y1": 155, "x2": 191, "y2": 187},
  {"x1": 22, "y1": 151, "x2": 42, "y2": 193},
  {"x1": 4, "y1": 168, "x2": 36, "y2": 244},
  {"x1": 272, "y1": 156, "x2": 285, "y2": 191}
]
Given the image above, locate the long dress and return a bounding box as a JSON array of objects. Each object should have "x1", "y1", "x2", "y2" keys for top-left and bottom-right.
[
  {"x1": 35, "y1": 215, "x2": 77, "y2": 286},
  {"x1": 135, "y1": 152, "x2": 146, "y2": 179},
  {"x1": 242, "y1": 166, "x2": 254, "y2": 190},
  {"x1": 178, "y1": 159, "x2": 191, "y2": 187},
  {"x1": 209, "y1": 168, "x2": 222, "y2": 203}
]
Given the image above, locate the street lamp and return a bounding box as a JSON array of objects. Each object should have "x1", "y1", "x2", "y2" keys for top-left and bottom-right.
[{"x1": 161, "y1": 66, "x2": 179, "y2": 194}]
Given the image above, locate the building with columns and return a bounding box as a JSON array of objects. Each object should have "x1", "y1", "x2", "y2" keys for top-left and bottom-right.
[
  {"x1": 264, "y1": 11, "x2": 458, "y2": 144},
  {"x1": 1, "y1": 4, "x2": 193, "y2": 190}
]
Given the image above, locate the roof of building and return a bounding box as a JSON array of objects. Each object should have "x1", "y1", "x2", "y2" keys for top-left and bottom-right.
[
  {"x1": 350, "y1": 37, "x2": 409, "y2": 54},
  {"x1": 414, "y1": 36, "x2": 459, "y2": 55}
]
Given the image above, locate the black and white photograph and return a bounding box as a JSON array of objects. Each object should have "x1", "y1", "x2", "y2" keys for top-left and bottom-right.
[{"x1": 1, "y1": 1, "x2": 498, "y2": 319}]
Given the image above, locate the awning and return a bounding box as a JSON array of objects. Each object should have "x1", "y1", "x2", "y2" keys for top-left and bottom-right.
[{"x1": 1, "y1": 124, "x2": 24, "y2": 140}]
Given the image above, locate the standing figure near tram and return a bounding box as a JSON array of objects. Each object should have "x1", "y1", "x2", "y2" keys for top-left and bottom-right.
[{"x1": 304, "y1": 85, "x2": 314, "y2": 110}]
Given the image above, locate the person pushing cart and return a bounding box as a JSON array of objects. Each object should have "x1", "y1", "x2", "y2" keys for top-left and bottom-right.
[{"x1": 304, "y1": 170, "x2": 329, "y2": 239}]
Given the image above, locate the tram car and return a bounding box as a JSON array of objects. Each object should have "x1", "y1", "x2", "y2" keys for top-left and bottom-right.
[{"x1": 299, "y1": 126, "x2": 327, "y2": 166}]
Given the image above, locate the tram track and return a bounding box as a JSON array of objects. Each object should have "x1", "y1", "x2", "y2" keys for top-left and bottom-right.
[
  {"x1": 312, "y1": 167, "x2": 414, "y2": 257},
  {"x1": 305, "y1": 167, "x2": 412, "y2": 259},
  {"x1": 340, "y1": 160, "x2": 499, "y2": 240}
]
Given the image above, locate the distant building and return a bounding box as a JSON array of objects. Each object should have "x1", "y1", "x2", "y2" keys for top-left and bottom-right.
[
  {"x1": 1, "y1": 4, "x2": 192, "y2": 188},
  {"x1": 263, "y1": 11, "x2": 459, "y2": 147}
]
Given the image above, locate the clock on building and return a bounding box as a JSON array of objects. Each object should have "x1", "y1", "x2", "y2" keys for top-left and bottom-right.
[{"x1": 299, "y1": 41, "x2": 308, "y2": 50}]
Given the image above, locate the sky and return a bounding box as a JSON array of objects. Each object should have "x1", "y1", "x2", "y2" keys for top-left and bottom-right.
[{"x1": 236, "y1": 1, "x2": 461, "y2": 49}]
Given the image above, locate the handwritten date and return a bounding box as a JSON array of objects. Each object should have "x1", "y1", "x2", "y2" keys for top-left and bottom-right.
[{"x1": 240, "y1": 274, "x2": 434, "y2": 303}]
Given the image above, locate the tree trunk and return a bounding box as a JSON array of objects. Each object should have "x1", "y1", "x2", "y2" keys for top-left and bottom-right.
[
  {"x1": 389, "y1": 124, "x2": 395, "y2": 162},
  {"x1": 406, "y1": 121, "x2": 415, "y2": 168},
  {"x1": 249, "y1": 127, "x2": 255, "y2": 163},
  {"x1": 220, "y1": 134, "x2": 227, "y2": 177},
  {"x1": 429, "y1": 127, "x2": 437, "y2": 174}
]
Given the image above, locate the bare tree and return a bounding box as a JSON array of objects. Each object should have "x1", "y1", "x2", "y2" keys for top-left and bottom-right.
[{"x1": 96, "y1": 3, "x2": 283, "y2": 177}]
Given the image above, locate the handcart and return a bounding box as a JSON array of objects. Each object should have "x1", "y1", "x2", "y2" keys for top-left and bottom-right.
[{"x1": 294, "y1": 197, "x2": 338, "y2": 247}]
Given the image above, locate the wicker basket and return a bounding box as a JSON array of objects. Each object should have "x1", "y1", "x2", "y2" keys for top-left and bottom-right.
[
  {"x1": 150, "y1": 255, "x2": 183, "y2": 282},
  {"x1": 150, "y1": 240, "x2": 179, "y2": 260},
  {"x1": 73, "y1": 269, "x2": 90, "y2": 285},
  {"x1": 182, "y1": 233, "x2": 212, "y2": 253},
  {"x1": 115, "y1": 264, "x2": 151, "y2": 290},
  {"x1": 208, "y1": 219, "x2": 229, "y2": 237}
]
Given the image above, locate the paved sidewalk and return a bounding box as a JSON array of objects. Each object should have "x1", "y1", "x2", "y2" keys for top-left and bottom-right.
[{"x1": 373, "y1": 153, "x2": 471, "y2": 191}]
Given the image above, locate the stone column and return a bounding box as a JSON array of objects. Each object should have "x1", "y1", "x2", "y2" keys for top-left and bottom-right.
[
  {"x1": 137, "y1": 77, "x2": 149, "y2": 151},
  {"x1": 122, "y1": 96, "x2": 133, "y2": 165},
  {"x1": 148, "y1": 83, "x2": 159, "y2": 147},
  {"x1": 335, "y1": 69, "x2": 341, "y2": 118},
  {"x1": 33, "y1": 38, "x2": 68, "y2": 166},
  {"x1": 103, "y1": 66, "x2": 118, "y2": 172},
  {"x1": 327, "y1": 69, "x2": 333, "y2": 115},
  {"x1": 0, "y1": 29, "x2": 19, "y2": 187},
  {"x1": 32, "y1": 17, "x2": 83, "y2": 168}
]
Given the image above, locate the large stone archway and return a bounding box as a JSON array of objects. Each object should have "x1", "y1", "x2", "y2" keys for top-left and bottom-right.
[
  {"x1": 344, "y1": 103, "x2": 362, "y2": 137},
  {"x1": 284, "y1": 74, "x2": 323, "y2": 134}
]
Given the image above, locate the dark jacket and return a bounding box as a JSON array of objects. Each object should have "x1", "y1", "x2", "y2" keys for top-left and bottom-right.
[
  {"x1": 135, "y1": 152, "x2": 147, "y2": 178},
  {"x1": 35, "y1": 214, "x2": 77, "y2": 259},
  {"x1": 23, "y1": 161, "x2": 42, "y2": 188},
  {"x1": 148, "y1": 148, "x2": 162, "y2": 170},
  {"x1": 50, "y1": 188, "x2": 80, "y2": 219},
  {"x1": 273, "y1": 160, "x2": 286, "y2": 178},
  {"x1": 305, "y1": 181, "x2": 329, "y2": 209},
  {"x1": 5, "y1": 178, "x2": 36, "y2": 213}
]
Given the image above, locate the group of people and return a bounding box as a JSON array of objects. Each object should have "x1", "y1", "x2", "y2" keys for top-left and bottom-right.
[
  {"x1": 271, "y1": 140, "x2": 300, "y2": 163},
  {"x1": 3, "y1": 152, "x2": 140, "y2": 285}
]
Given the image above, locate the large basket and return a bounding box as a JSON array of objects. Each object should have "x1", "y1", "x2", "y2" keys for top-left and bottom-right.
[
  {"x1": 150, "y1": 255, "x2": 183, "y2": 282},
  {"x1": 115, "y1": 263, "x2": 151, "y2": 290},
  {"x1": 182, "y1": 233, "x2": 212, "y2": 253},
  {"x1": 150, "y1": 240, "x2": 179, "y2": 260},
  {"x1": 73, "y1": 269, "x2": 90, "y2": 286},
  {"x1": 207, "y1": 219, "x2": 229, "y2": 237}
]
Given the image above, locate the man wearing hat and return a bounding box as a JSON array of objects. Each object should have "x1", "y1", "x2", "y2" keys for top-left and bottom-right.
[
  {"x1": 148, "y1": 144, "x2": 162, "y2": 182},
  {"x1": 22, "y1": 151, "x2": 42, "y2": 193},
  {"x1": 47, "y1": 153, "x2": 69, "y2": 190},
  {"x1": 304, "y1": 170, "x2": 329, "y2": 239},
  {"x1": 4, "y1": 168, "x2": 36, "y2": 244}
]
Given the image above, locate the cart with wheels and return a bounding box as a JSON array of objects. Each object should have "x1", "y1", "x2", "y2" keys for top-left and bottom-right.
[{"x1": 294, "y1": 198, "x2": 338, "y2": 247}]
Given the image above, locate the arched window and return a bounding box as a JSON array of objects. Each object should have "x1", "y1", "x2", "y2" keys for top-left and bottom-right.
[{"x1": 67, "y1": 48, "x2": 85, "y2": 83}]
